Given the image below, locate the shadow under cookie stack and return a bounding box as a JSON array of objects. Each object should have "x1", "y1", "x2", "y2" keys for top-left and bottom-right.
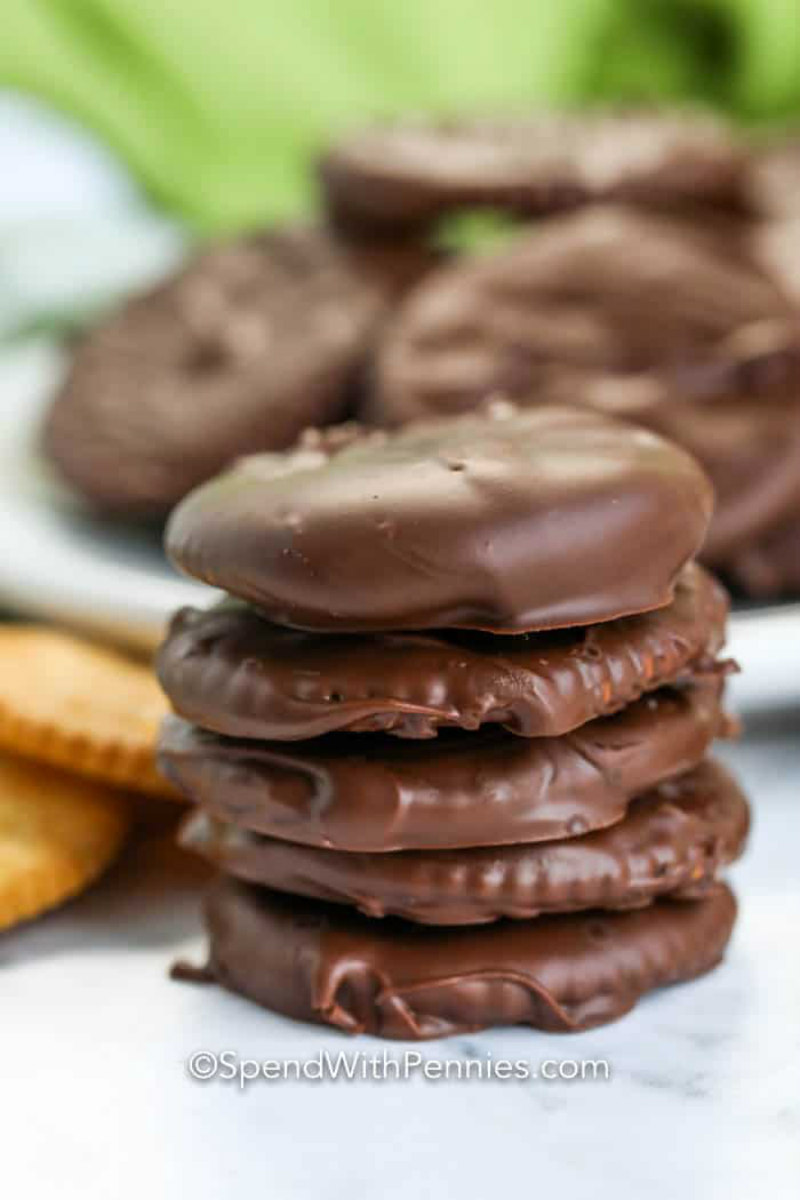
[{"x1": 158, "y1": 405, "x2": 749, "y2": 1040}]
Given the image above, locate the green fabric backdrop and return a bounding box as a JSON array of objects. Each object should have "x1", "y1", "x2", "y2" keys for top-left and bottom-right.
[{"x1": 1, "y1": 0, "x2": 799, "y2": 232}]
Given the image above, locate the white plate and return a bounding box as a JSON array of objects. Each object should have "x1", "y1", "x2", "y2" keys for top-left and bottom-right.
[
  {"x1": 0, "y1": 338, "x2": 219, "y2": 649},
  {"x1": 0, "y1": 338, "x2": 797, "y2": 714}
]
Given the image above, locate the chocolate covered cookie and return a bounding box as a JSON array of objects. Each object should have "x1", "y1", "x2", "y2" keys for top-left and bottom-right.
[
  {"x1": 157, "y1": 562, "x2": 728, "y2": 741},
  {"x1": 166, "y1": 405, "x2": 713, "y2": 633},
  {"x1": 43, "y1": 227, "x2": 429, "y2": 517},
  {"x1": 205, "y1": 878, "x2": 737, "y2": 1037},
  {"x1": 373, "y1": 207, "x2": 800, "y2": 577},
  {"x1": 321, "y1": 111, "x2": 747, "y2": 239},
  {"x1": 182, "y1": 760, "x2": 748, "y2": 924},
  {"x1": 158, "y1": 681, "x2": 727, "y2": 851}
]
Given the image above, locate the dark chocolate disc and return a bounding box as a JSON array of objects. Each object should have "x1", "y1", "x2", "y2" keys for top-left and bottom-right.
[
  {"x1": 42, "y1": 227, "x2": 429, "y2": 517},
  {"x1": 158, "y1": 681, "x2": 727, "y2": 851},
  {"x1": 372, "y1": 207, "x2": 800, "y2": 571},
  {"x1": 157, "y1": 562, "x2": 728, "y2": 741},
  {"x1": 204, "y1": 879, "x2": 737, "y2": 1038},
  {"x1": 320, "y1": 112, "x2": 747, "y2": 237},
  {"x1": 165, "y1": 404, "x2": 713, "y2": 634},
  {"x1": 182, "y1": 760, "x2": 748, "y2": 924}
]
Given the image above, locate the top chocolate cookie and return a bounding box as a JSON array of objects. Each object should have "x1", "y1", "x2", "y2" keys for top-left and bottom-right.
[
  {"x1": 320, "y1": 111, "x2": 748, "y2": 237},
  {"x1": 43, "y1": 226, "x2": 429, "y2": 517},
  {"x1": 166, "y1": 405, "x2": 712, "y2": 634}
]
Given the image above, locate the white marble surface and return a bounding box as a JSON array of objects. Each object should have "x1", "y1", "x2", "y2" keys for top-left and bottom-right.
[{"x1": 2, "y1": 713, "x2": 798, "y2": 1198}]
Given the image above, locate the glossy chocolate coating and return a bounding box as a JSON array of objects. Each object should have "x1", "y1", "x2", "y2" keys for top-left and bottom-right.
[
  {"x1": 166, "y1": 404, "x2": 713, "y2": 634},
  {"x1": 373, "y1": 207, "x2": 800, "y2": 570},
  {"x1": 43, "y1": 227, "x2": 430, "y2": 517},
  {"x1": 157, "y1": 562, "x2": 728, "y2": 741},
  {"x1": 205, "y1": 879, "x2": 737, "y2": 1037},
  {"x1": 320, "y1": 112, "x2": 747, "y2": 237},
  {"x1": 158, "y1": 681, "x2": 727, "y2": 851},
  {"x1": 182, "y1": 760, "x2": 748, "y2": 924}
]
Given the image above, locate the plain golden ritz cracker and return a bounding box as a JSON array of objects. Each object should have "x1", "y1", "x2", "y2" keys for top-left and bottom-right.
[
  {"x1": 0, "y1": 626, "x2": 180, "y2": 800},
  {"x1": 0, "y1": 754, "x2": 131, "y2": 931}
]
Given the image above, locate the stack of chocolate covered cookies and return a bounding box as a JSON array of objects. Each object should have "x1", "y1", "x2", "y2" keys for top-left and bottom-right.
[{"x1": 158, "y1": 404, "x2": 748, "y2": 1039}]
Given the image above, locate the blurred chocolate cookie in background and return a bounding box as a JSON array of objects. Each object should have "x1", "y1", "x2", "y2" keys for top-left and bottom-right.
[
  {"x1": 320, "y1": 111, "x2": 749, "y2": 240},
  {"x1": 724, "y1": 517, "x2": 800, "y2": 599},
  {"x1": 42, "y1": 226, "x2": 431, "y2": 519},
  {"x1": 746, "y1": 139, "x2": 800, "y2": 222},
  {"x1": 372, "y1": 206, "x2": 800, "y2": 598}
]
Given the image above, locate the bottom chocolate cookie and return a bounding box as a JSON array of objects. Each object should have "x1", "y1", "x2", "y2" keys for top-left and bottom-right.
[
  {"x1": 183, "y1": 760, "x2": 748, "y2": 924},
  {"x1": 205, "y1": 880, "x2": 737, "y2": 1038}
]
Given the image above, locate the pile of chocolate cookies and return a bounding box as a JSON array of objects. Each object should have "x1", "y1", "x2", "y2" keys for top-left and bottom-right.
[
  {"x1": 43, "y1": 110, "x2": 800, "y2": 599},
  {"x1": 326, "y1": 115, "x2": 800, "y2": 598},
  {"x1": 157, "y1": 405, "x2": 749, "y2": 1039}
]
